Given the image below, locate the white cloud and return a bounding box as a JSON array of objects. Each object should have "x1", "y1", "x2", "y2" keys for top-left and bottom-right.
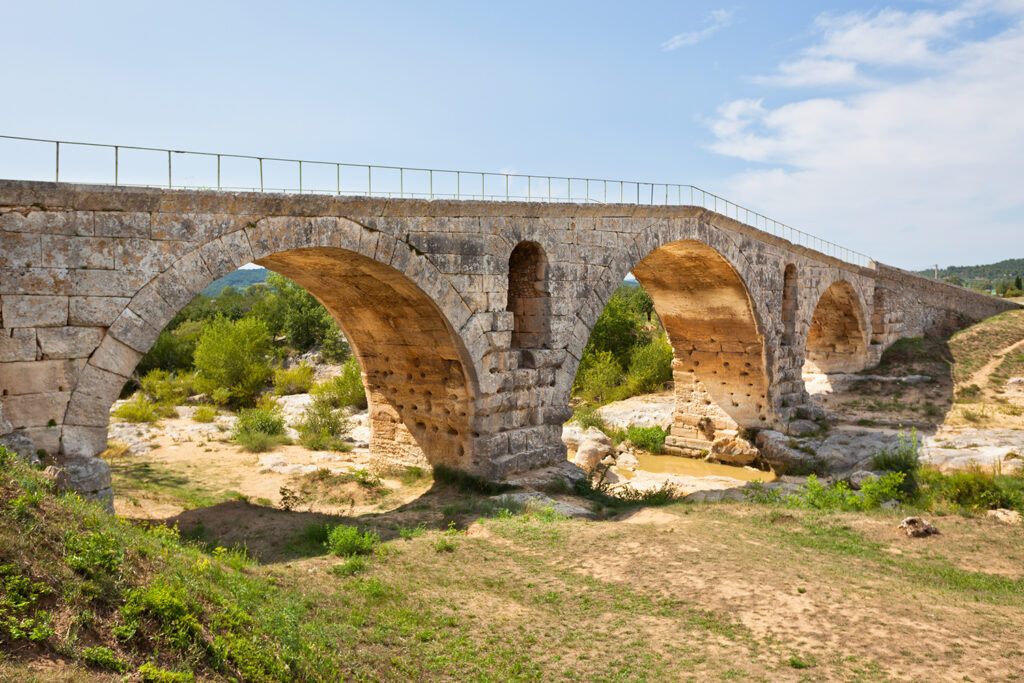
[
  {"x1": 754, "y1": 58, "x2": 862, "y2": 88},
  {"x1": 708, "y1": 3, "x2": 1024, "y2": 267},
  {"x1": 662, "y1": 9, "x2": 733, "y2": 50}
]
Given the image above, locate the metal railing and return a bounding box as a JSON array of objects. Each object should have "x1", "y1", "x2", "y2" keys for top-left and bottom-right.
[{"x1": 0, "y1": 134, "x2": 873, "y2": 267}]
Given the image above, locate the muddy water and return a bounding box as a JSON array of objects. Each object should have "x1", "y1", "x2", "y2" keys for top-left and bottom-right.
[{"x1": 614, "y1": 452, "x2": 776, "y2": 482}]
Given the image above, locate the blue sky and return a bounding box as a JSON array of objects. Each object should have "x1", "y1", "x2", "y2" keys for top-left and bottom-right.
[{"x1": 1, "y1": 0, "x2": 1022, "y2": 269}]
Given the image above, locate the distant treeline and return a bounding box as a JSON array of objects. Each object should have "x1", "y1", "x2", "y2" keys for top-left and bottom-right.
[
  {"x1": 201, "y1": 267, "x2": 269, "y2": 297},
  {"x1": 919, "y1": 258, "x2": 1023, "y2": 295}
]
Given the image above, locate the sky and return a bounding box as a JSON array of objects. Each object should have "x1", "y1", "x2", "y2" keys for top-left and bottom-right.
[{"x1": 1, "y1": 0, "x2": 1022, "y2": 270}]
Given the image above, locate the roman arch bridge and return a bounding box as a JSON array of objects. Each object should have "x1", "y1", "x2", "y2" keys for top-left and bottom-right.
[{"x1": 0, "y1": 178, "x2": 1015, "y2": 502}]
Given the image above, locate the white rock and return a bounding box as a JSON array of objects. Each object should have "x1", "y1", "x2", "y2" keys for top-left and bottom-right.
[
  {"x1": 617, "y1": 452, "x2": 640, "y2": 470},
  {"x1": 987, "y1": 508, "x2": 1022, "y2": 525}
]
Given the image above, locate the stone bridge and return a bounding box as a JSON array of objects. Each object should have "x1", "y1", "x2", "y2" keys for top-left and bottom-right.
[{"x1": 0, "y1": 180, "x2": 1017, "y2": 501}]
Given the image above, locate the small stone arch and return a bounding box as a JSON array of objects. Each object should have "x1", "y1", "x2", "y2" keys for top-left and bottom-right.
[
  {"x1": 782, "y1": 264, "x2": 798, "y2": 345},
  {"x1": 804, "y1": 280, "x2": 869, "y2": 374},
  {"x1": 506, "y1": 241, "x2": 551, "y2": 352}
]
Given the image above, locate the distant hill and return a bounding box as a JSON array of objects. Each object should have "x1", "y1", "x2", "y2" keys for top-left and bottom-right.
[
  {"x1": 201, "y1": 267, "x2": 269, "y2": 297},
  {"x1": 917, "y1": 258, "x2": 1023, "y2": 289}
]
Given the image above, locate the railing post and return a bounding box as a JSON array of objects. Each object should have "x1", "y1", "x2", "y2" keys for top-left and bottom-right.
[
  {"x1": 299, "y1": 161, "x2": 303, "y2": 193},
  {"x1": 259, "y1": 158, "x2": 264, "y2": 192},
  {"x1": 55, "y1": 141, "x2": 60, "y2": 183},
  {"x1": 528, "y1": 176, "x2": 531, "y2": 201},
  {"x1": 217, "y1": 154, "x2": 221, "y2": 190},
  {"x1": 400, "y1": 168, "x2": 404, "y2": 198},
  {"x1": 114, "y1": 146, "x2": 119, "y2": 186},
  {"x1": 505, "y1": 174, "x2": 509, "y2": 201},
  {"x1": 547, "y1": 176, "x2": 551, "y2": 201},
  {"x1": 336, "y1": 164, "x2": 341, "y2": 195},
  {"x1": 430, "y1": 169, "x2": 433, "y2": 199},
  {"x1": 368, "y1": 166, "x2": 372, "y2": 195},
  {"x1": 481, "y1": 172, "x2": 485, "y2": 200},
  {"x1": 167, "y1": 150, "x2": 172, "y2": 188},
  {"x1": 457, "y1": 170, "x2": 460, "y2": 199}
]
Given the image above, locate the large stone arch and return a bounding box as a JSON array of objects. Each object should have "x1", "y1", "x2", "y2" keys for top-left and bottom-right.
[
  {"x1": 561, "y1": 215, "x2": 774, "y2": 455},
  {"x1": 61, "y1": 214, "x2": 483, "y2": 475},
  {"x1": 803, "y1": 279, "x2": 870, "y2": 374}
]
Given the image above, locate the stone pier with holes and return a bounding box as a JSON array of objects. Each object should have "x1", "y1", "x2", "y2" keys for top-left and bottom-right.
[{"x1": 0, "y1": 180, "x2": 1017, "y2": 503}]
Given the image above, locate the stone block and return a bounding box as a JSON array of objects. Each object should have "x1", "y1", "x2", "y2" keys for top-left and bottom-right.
[
  {"x1": 58, "y1": 454, "x2": 113, "y2": 507},
  {"x1": 1, "y1": 295, "x2": 68, "y2": 327},
  {"x1": 0, "y1": 329, "x2": 37, "y2": 362},
  {"x1": 0, "y1": 232, "x2": 41, "y2": 268},
  {"x1": 39, "y1": 235, "x2": 116, "y2": 269},
  {"x1": 64, "y1": 392, "x2": 112, "y2": 428},
  {"x1": 114, "y1": 238, "x2": 186, "y2": 272},
  {"x1": 36, "y1": 327, "x2": 104, "y2": 359},
  {"x1": 0, "y1": 360, "x2": 83, "y2": 395},
  {"x1": 94, "y1": 211, "x2": 150, "y2": 238},
  {"x1": 68, "y1": 296, "x2": 128, "y2": 326},
  {"x1": 75, "y1": 363, "x2": 129, "y2": 402},
  {"x1": 89, "y1": 336, "x2": 143, "y2": 378},
  {"x1": 108, "y1": 308, "x2": 159, "y2": 353},
  {"x1": 0, "y1": 267, "x2": 73, "y2": 296},
  {"x1": 21, "y1": 425, "x2": 61, "y2": 456},
  {"x1": 0, "y1": 210, "x2": 90, "y2": 235},
  {"x1": 1, "y1": 392, "x2": 71, "y2": 428}
]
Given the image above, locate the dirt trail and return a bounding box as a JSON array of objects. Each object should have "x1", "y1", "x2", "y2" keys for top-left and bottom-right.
[{"x1": 965, "y1": 335, "x2": 1024, "y2": 391}]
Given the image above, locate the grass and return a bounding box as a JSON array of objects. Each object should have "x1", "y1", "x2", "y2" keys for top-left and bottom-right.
[
  {"x1": 8, "y1": 442, "x2": 1024, "y2": 681},
  {"x1": 191, "y1": 405, "x2": 217, "y2": 423},
  {"x1": 272, "y1": 362, "x2": 315, "y2": 395},
  {"x1": 949, "y1": 309, "x2": 1024, "y2": 384},
  {"x1": 233, "y1": 399, "x2": 291, "y2": 452},
  {"x1": 113, "y1": 393, "x2": 162, "y2": 423}
]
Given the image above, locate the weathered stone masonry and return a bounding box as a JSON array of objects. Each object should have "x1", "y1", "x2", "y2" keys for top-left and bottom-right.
[{"x1": 0, "y1": 180, "x2": 1017, "y2": 503}]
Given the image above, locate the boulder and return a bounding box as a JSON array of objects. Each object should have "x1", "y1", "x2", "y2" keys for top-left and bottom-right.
[
  {"x1": 60, "y1": 456, "x2": 114, "y2": 512},
  {"x1": 848, "y1": 470, "x2": 883, "y2": 490},
  {"x1": 0, "y1": 431, "x2": 39, "y2": 464},
  {"x1": 0, "y1": 402, "x2": 12, "y2": 436},
  {"x1": 43, "y1": 465, "x2": 71, "y2": 492},
  {"x1": 898, "y1": 516, "x2": 938, "y2": 538},
  {"x1": 504, "y1": 461, "x2": 587, "y2": 488},
  {"x1": 571, "y1": 428, "x2": 614, "y2": 471},
  {"x1": 786, "y1": 419, "x2": 821, "y2": 437},
  {"x1": 600, "y1": 455, "x2": 616, "y2": 467},
  {"x1": 561, "y1": 422, "x2": 585, "y2": 450},
  {"x1": 617, "y1": 452, "x2": 640, "y2": 471},
  {"x1": 710, "y1": 435, "x2": 759, "y2": 466},
  {"x1": 755, "y1": 430, "x2": 818, "y2": 473},
  {"x1": 987, "y1": 508, "x2": 1022, "y2": 525}
]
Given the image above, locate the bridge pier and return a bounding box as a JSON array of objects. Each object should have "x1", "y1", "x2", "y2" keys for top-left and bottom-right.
[{"x1": 0, "y1": 180, "x2": 1016, "y2": 503}]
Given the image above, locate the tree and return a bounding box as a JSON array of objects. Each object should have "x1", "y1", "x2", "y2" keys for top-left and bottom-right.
[
  {"x1": 1016, "y1": 275, "x2": 1022, "y2": 291},
  {"x1": 193, "y1": 315, "x2": 273, "y2": 407},
  {"x1": 250, "y1": 273, "x2": 334, "y2": 351}
]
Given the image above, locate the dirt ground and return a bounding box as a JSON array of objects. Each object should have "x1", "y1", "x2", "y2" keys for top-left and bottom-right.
[{"x1": 95, "y1": 416, "x2": 1024, "y2": 682}]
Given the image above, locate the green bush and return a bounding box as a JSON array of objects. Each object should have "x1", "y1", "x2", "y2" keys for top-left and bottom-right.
[
  {"x1": 327, "y1": 525, "x2": 379, "y2": 556},
  {"x1": 136, "y1": 319, "x2": 205, "y2": 376},
  {"x1": 193, "y1": 315, "x2": 273, "y2": 407},
  {"x1": 273, "y1": 363, "x2": 315, "y2": 395},
  {"x1": 140, "y1": 369, "x2": 195, "y2": 406},
  {"x1": 572, "y1": 404, "x2": 606, "y2": 431},
  {"x1": 745, "y1": 473, "x2": 906, "y2": 511},
  {"x1": 113, "y1": 394, "x2": 160, "y2": 423},
  {"x1": 192, "y1": 406, "x2": 217, "y2": 423},
  {"x1": 624, "y1": 336, "x2": 673, "y2": 394},
  {"x1": 625, "y1": 426, "x2": 669, "y2": 454},
  {"x1": 320, "y1": 324, "x2": 350, "y2": 363},
  {"x1": 81, "y1": 645, "x2": 128, "y2": 673},
  {"x1": 309, "y1": 357, "x2": 366, "y2": 409},
  {"x1": 138, "y1": 662, "x2": 195, "y2": 683},
  {"x1": 298, "y1": 398, "x2": 352, "y2": 452},
  {"x1": 234, "y1": 398, "x2": 290, "y2": 452},
  {"x1": 332, "y1": 555, "x2": 369, "y2": 576},
  {"x1": 871, "y1": 429, "x2": 921, "y2": 495},
  {"x1": 919, "y1": 468, "x2": 1024, "y2": 512},
  {"x1": 574, "y1": 350, "x2": 623, "y2": 404}
]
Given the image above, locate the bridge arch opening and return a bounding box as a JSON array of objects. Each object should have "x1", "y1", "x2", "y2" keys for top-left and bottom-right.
[
  {"x1": 71, "y1": 245, "x2": 480, "y2": 477},
  {"x1": 804, "y1": 280, "x2": 868, "y2": 374},
  {"x1": 506, "y1": 241, "x2": 551, "y2": 351},
  {"x1": 570, "y1": 238, "x2": 769, "y2": 463}
]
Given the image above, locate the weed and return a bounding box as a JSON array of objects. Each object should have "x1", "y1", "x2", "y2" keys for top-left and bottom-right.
[
  {"x1": 572, "y1": 404, "x2": 606, "y2": 430},
  {"x1": 327, "y1": 525, "x2": 380, "y2": 556},
  {"x1": 624, "y1": 425, "x2": 669, "y2": 453},
  {"x1": 309, "y1": 357, "x2": 366, "y2": 409},
  {"x1": 138, "y1": 662, "x2": 195, "y2": 683},
  {"x1": 871, "y1": 429, "x2": 922, "y2": 495},
  {"x1": 192, "y1": 405, "x2": 217, "y2": 423},
  {"x1": 81, "y1": 646, "x2": 128, "y2": 673},
  {"x1": 398, "y1": 523, "x2": 428, "y2": 540},
  {"x1": 297, "y1": 398, "x2": 351, "y2": 452},
  {"x1": 234, "y1": 398, "x2": 290, "y2": 452},
  {"x1": 332, "y1": 555, "x2": 369, "y2": 576},
  {"x1": 273, "y1": 362, "x2": 315, "y2": 395},
  {"x1": 113, "y1": 393, "x2": 161, "y2": 423},
  {"x1": 432, "y1": 522, "x2": 461, "y2": 553}
]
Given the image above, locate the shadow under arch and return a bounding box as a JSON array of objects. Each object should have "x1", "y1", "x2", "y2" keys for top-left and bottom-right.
[
  {"x1": 629, "y1": 239, "x2": 771, "y2": 447},
  {"x1": 804, "y1": 280, "x2": 868, "y2": 374}
]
